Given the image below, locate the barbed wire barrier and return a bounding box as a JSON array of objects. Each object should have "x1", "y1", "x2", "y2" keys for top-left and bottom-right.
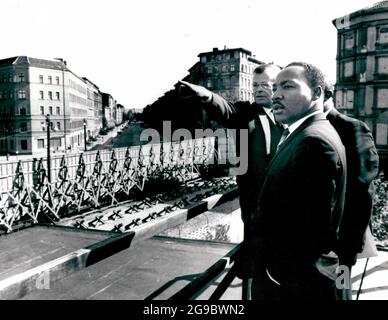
[{"x1": 0, "y1": 137, "x2": 225, "y2": 234}]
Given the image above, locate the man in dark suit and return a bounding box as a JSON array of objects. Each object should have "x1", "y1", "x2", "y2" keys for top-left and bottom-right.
[
  {"x1": 323, "y1": 81, "x2": 379, "y2": 299},
  {"x1": 253, "y1": 62, "x2": 347, "y2": 300},
  {"x1": 178, "y1": 64, "x2": 283, "y2": 294}
]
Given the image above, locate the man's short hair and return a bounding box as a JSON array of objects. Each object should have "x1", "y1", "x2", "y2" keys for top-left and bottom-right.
[
  {"x1": 323, "y1": 76, "x2": 334, "y2": 101},
  {"x1": 285, "y1": 62, "x2": 325, "y2": 90},
  {"x1": 254, "y1": 63, "x2": 282, "y2": 75}
]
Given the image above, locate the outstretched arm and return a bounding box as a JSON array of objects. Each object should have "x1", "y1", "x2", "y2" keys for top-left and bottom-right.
[
  {"x1": 176, "y1": 80, "x2": 240, "y2": 125},
  {"x1": 177, "y1": 80, "x2": 213, "y2": 102}
]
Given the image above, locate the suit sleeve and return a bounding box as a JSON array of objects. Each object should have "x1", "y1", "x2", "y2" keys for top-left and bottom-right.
[
  {"x1": 337, "y1": 122, "x2": 379, "y2": 266},
  {"x1": 205, "y1": 92, "x2": 244, "y2": 127},
  {"x1": 355, "y1": 122, "x2": 379, "y2": 184}
]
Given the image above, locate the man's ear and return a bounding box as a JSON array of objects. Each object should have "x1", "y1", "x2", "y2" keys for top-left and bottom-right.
[{"x1": 312, "y1": 86, "x2": 323, "y2": 101}]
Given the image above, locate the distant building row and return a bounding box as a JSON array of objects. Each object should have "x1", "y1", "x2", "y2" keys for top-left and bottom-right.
[{"x1": 0, "y1": 56, "x2": 125, "y2": 155}]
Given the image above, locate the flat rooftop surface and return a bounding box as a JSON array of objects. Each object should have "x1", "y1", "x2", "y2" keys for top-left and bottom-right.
[
  {"x1": 0, "y1": 225, "x2": 112, "y2": 281},
  {"x1": 20, "y1": 236, "x2": 236, "y2": 300}
]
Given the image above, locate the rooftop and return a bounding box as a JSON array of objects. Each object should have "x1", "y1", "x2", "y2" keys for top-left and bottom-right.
[{"x1": 0, "y1": 56, "x2": 69, "y2": 71}]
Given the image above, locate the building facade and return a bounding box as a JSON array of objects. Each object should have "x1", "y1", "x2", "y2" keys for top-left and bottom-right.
[
  {"x1": 183, "y1": 47, "x2": 264, "y2": 103},
  {"x1": 333, "y1": 1, "x2": 388, "y2": 169},
  {"x1": 0, "y1": 56, "x2": 119, "y2": 155},
  {"x1": 101, "y1": 92, "x2": 116, "y2": 128},
  {"x1": 83, "y1": 77, "x2": 102, "y2": 139}
]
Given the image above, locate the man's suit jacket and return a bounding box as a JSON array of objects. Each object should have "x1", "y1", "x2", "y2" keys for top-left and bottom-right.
[
  {"x1": 209, "y1": 93, "x2": 282, "y2": 223},
  {"x1": 256, "y1": 113, "x2": 347, "y2": 290},
  {"x1": 327, "y1": 108, "x2": 379, "y2": 267}
]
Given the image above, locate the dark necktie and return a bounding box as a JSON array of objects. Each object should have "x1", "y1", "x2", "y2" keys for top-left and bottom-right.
[{"x1": 276, "y1": 128, "x2": 290, "y2": 151}]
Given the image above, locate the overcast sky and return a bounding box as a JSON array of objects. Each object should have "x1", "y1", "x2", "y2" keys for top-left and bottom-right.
[{"x1": 1, "y1": 0, "x2": 377, "y2": 109}]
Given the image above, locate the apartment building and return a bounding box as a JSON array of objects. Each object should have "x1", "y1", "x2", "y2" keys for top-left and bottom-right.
[
  {"x1": 333, "y1": 1, "x2": 388, "y2": 169},
  {"x1": 83, "y1": 77, "x2": 103, "y2": 139},
  {"x1": 0, "y1": 56, "x2": 117, "y2": 155},
  {"x1": 183, "y1": 47, "x2": 264, "y2": 103}
]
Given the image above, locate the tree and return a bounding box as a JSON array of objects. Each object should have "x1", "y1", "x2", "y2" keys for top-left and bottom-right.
[{"x1": 372, "y1": 171, "x2": 388, "y2": 246}]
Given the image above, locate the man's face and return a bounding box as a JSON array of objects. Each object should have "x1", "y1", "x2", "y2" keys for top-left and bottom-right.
[
  {"x1": 272, "y1": 66, "x2": 315, "y2": 125},
  {"x1": 252, "y1": 70, "x2": 276, "y2": 107}
]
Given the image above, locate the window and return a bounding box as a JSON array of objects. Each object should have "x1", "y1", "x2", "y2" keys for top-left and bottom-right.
[
  {"x1": 38, "y1": 139, "x2": 45, "y2": 148},
  {"x1": 40, "y1": 91, "x2": 44, "y2": 99},
  {"x1": 200, "y1": 56, "x2": 207, "y2": 63},
  {"x1": 8, "y1": 74, "x2": 13, "y2": 83},
  {"x1": 377, "y1": 57, "x2": 388, "y2": 74},
  {"x1": 335, "y1": 90, "x2": 354, "y2": 109},
  {"x1": 379, "y1": 27, "x2": 388, "y2": 44},
  {"x1": 230, "y1": 64, "x2": 235, "y2": 72},
  {"x1": 9, "y1": 90, "x2": 14, "y2": 99},
  {"x1": 10, "y1": 140, "x2": 14, "y2": 149},
  {"x1": 345, "y1": 90, "x2": 354, "y2": 108},
  {"x1": 49, "y1": 106, "x2": 53, "y2": 115},
  {"x1": 40, "y1": 106, "x2": 44, "y2": 115},
  {"x1": 344, "y1": 34, "x2": 354, "y2": 49},
  {"x1": 41, "y1": 122, "x2": 45, "y2": 131},
  {"x1": 39, "y1": 75, "x2": 44, "y2": 83},
  {"x1": 48, "y1": 76, "x2": 52, "y2": 84},
  {"x1": 56, "y1": 92, "x2": 60, "y2": 100},
  {"x1": 222, "y1": 65, "x2": 228, "y2": 72},
  {"x1": 18, "y1": 90, "x2": 26, "y2": 99},
  {"x1": 344, "y1": 62, "x2": 354, "y2": 77},
  {"x1": 206, "y1": 67, "x2": 212, "y2": 74},
  {"x1": 20, "y1": 106, "x2": 26, "y2": 115},
  {"x1": 207, "y1": 79, "x2": 212, "y2": 88},
  {"x1": 56, "y1": 106, "x2": 60, "y2": 115},
  {"x1": 377, "y1": 88, "x2": 388, "y2": 108},
  {"x1": 21, "y1": 140, "x2": 28, "y2": 150},
  {"x1": 18, "y1": 73, "x2": 25, "y2": 82},
  {"x1": 20, "y1": 122, "x2": 27, "y2": 132},
  {"x1": 48, "y1": 91, "x2": 52, "y2": 100},
  {"x1": 376, "y1": 123, "x2": 388, "y2": 145},
  {"x1": 56, "y1": 122, "x2": 61, "y2": 130}
]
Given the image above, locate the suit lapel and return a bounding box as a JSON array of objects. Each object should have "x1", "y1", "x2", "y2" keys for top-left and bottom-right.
[{"x1": 266, "y1": 113, "x2": 326, "y2": 170}]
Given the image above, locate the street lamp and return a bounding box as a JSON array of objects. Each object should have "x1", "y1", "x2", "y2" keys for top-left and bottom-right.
[
  {"x1": 46, "y1": 114, "x2": 51, "y2": 183},
  {"x1": 83, "y1": 119, "x2": 87, "y2": 152}
]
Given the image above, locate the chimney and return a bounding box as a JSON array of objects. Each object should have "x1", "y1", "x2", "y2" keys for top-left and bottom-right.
[
  {"x1": 213, "y1": 47, "x2": 218, "y2": 52},
  {"x1": 54, "y1": 58, "x2": 67, "y2": 66}
]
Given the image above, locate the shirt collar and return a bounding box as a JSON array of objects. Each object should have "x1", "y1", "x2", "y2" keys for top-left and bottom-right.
[
  {"x1": 286, "y1": 110, "x2": 323, "y2": 135},
  {"x1": 262, "y1": 106, "x2": 275, "y2": 123}
]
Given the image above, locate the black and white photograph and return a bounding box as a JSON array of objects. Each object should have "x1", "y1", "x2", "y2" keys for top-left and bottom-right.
[{"x1": 0, "y1": 0, "x2": 387, "y2": 306}]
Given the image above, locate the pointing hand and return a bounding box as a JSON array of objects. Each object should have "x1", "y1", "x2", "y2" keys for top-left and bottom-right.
[{"x1": 177, "y1": 80, "x2": 212, "y2": 102}]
